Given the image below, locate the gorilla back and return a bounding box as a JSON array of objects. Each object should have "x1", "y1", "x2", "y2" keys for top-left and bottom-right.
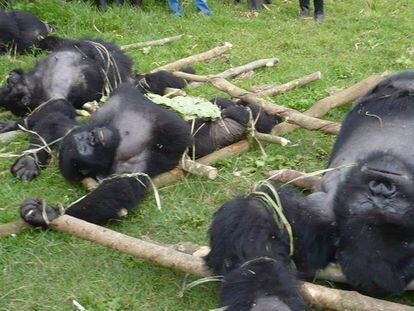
[
  {"x1": 314, "y1": 70, "x2": 414, "y2": 296},
  {"x1": 0, "y1": 38, "x2": 132, "y2": 116}
]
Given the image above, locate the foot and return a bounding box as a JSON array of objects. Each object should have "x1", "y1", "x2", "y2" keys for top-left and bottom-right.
[
  {"x1": 20, "y1": 198, "x2": 60, "y2": 228},
  {"x1": 314, "y1": 12, "x2": 324, "y2": 22},
  {"x1": 299, "y1": 8, "x2": 310, "y2": 18},
  {"x1": 11, "y1": 156, "x2": 40, "y2": 181}
]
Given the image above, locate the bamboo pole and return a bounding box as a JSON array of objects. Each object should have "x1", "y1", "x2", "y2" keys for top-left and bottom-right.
[
  {"x1": 120, "y1": 35, "x2": 183, "y2": 51},
  {"x1": 153, "y1": 42, "x2": 233, "y2": 72},
  {"x1": 188, "y1": 58, "x2": 279, "y2": 88},
  {"x1": 272, "y1": 72, "x2": 389, "y2": 135}
]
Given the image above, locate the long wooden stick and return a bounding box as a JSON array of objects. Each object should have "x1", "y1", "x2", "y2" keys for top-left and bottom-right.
[
  {"x1": 120, "y1": 35, "x2": 183, "y2": 51},
  {"x1": 0, "y1": 130, "x2": 23, "y2": 144},
  {"x1": 253, "y1": 71, "x2": 322, "y2": 97},
  {"x1": 153, "y1": 42, "x2": 233, "y2": 72},
  {"x1": 272, "y1": 72, "x2": 388, "y2": 135},
  {"x1": 265, "y1": 168, "x2": 321, "y2": 189},
  {"x1": 42, "y1": 215, "x2": 414, "y2": 311},
  {"x1": 188, "y1": 58, "x2": 279, "y2": 88}
]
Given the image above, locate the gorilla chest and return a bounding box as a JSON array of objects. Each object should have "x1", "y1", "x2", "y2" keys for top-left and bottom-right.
[{"x1": 111, "y1": 113, "x2": 153, "y2": 174}]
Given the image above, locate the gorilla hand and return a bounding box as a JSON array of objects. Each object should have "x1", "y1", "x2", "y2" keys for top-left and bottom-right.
[
  {"x1": 0, "y1": 120, "x2": 17, "y2": 133},
  {"x1": 11, "y1": 156, "x2": 40, "y2": 181},
  {"x1": 20, "y1": 198, "x2": 60, "y2": 228}
]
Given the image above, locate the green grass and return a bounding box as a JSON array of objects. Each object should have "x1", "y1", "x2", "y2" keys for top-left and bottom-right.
[{"x1": 1, "y1": 0, "x2": 414, "y2": 310}]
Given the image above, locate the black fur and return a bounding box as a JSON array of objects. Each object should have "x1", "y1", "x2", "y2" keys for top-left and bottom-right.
[
  {"x1": 0, "y1": 38, "x2": 133, "y2": 116},
  {"x1": 0, "y1": 10, "x2": 53, "y2": 53},
  {"x1": 16, "y1": 84, "x2": 191, "y2": 225},
  {"x1": 134, "y1": 66, "x2": 195, "y2": 96},
  {"x1": 189, "y1": 97, "x2": 281, "y2": 158},
  {"x1": 205, "y1": 184, "x2": 333, "y2": 310}
]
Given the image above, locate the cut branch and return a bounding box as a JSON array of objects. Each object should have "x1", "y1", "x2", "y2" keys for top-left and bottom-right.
[
  {"x1": 265, "y1": 168, "x2": 321, "y2": 189},
  {"x1": 272, "y1": 72, "x2": 388, "y2": 135},
  {"x1": 120, "y1": 35, "x2": 183, "y2": 51},
  {"x1": 153, "y1": 42, "x2": 233, "y2": 72},
  {"x1": 253, "y1": 71, "x2": 321, "y2": 97},
  {"x1": 180, "y1": 158, "x2": 218, "y2": 180},
  {"x1": 0, "y1": 130, "x2": 24, "y2": 144},
  {"x1": 188, "y1": 58, "x2": 279, "y2": 88},
  {"x1": 255, "y1": 132, "x2": 290, "y2": 146},
  {"x1": 209, "y1": 77, "x2": 340, "y2": 135},
  {"x1": 42, "y1": 215, "x2": 414, "y2": 311},
  {"x1": 0, "y1": 219, "x2": 29, "y2": 236}
]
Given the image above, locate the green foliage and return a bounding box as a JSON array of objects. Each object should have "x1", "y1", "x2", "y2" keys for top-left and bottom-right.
[
  {"x1": 1, "y1": 0, "x2": 414, "y2": 310},
  {"x1": 146, "y1": 94, "x2": 222, "y2": 119}
]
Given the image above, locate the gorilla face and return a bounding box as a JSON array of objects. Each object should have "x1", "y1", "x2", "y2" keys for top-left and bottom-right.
[
  {"x1": 333, "y1": 151, "x2": 414, "y2": 296},
  {"x1": 59, "y1": 125, "x2": 120, "y2": 182},
  {"x1": 335, "y1": 152, "x2": 414, "y2": 230}
]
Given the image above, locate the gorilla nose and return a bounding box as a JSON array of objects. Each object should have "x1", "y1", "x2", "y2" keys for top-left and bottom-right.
[{"x1": 368, "y1": 180, "x2": 396, "y2": 197}]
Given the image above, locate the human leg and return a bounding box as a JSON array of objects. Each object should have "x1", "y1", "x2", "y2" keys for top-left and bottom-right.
[
  {"x1": 314, "y1": 0, "x2": 324, "y2": 21},
  {"x1": 194, "y1": 0, "x2": 212, "y2": 15},
  {"x1": 299, "y1": 0, "x2": 310, "y2": 18},
  {"x1": 167, "y1": 0, "x2": 183, "y2": 15}
]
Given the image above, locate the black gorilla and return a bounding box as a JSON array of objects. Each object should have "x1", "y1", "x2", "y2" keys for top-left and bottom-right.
[
  {"x1": 0, "y1": 10, "x2": 54, "y2": 53},
  {"x1": 205, "y1": 70, "x2": 414, "y2": 310},
  {"x1": 14, "y1": 84, "x2": 191, "y2": 226},
  {"x1": 206, "y1": 184, "x2": 334, "y2": 311},
  {"x1": 0, "y1": 38, "x2": 133, "y2": 116},
  {"x1": 189, "y1": 97, "x2": 281, "y2": 158}
]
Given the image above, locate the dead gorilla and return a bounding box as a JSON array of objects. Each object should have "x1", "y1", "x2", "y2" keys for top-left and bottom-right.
[
  {"x1": 206, "y1": 71, "x2": 414, "y2": 310},
  {"x1": 15, "y1": 84, "x2": 191, "y2": 225},
  {"x1": 0, "y1": 10, "x2": 54, "y2": 53},
  {"x1": 0, "y1": 38, "x2": 133, "y2": 116}
]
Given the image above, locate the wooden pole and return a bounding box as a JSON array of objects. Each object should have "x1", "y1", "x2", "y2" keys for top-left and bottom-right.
[
  {"x1": 153, "y1": 42, "x2": 233, "y2": 72},
  {"x1": 265, "y1": 168, "x2": 321, "y2": 189},
  {"x1": 120, "y1": 35, "x2": 183, "y2": 51},
  {"x1": 188, "y1": 58, "x2": 279, "y2": 88},
  {"x1": 272, "y1": 72, "x2": 388, "y2": 135}
]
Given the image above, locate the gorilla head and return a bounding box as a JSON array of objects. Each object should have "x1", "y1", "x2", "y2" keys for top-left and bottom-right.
[
  {"x1": 58, "y1": 125, "x2": 120, "y2": 182},
  {"x1": 333, "y1": 151, "x2": 414, "y2": 296}
]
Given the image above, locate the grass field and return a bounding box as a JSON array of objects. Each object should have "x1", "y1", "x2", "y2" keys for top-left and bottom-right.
[{"x1": 0, "y1": 0, "x2": 414, "y2": 310}]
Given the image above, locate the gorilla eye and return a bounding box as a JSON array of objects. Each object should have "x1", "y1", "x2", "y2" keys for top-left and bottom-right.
[{"x1": 368, "y1": 180, "x2": 396, "y2": 197}]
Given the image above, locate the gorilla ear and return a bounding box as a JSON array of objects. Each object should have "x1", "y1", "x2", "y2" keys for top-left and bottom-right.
[{"x1": 7, "y1": 69, "x2": 24, "y2": 86}]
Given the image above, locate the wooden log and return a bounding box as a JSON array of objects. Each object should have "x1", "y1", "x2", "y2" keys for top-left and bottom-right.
[
  {"x1": 153, "y1": 42, "x2": 233, "y2": 72},
  {"x1": 0, "y1": 219, "x2": 29, "y2": 236},
  {"x1": 0, "y1": 130, "x2": 23, "y2": 144},
  {"x1": 43, "y1": 215, "x2": 414, "y2": 311},
  {"x1": 209, "y1": 77, "x2": 340, "y2": 135},
  {"x1": 154, "y1": 140, "x2": 249, "y2": 188},
  {"x1": 120, "y1": 35, "x2": 183, "y2": 51},
  {"x1": 188, "y1": 58, "x2": 279, "y2": 88},
  {"x1": 253, "y1": 71, "x2": 322, "y2": 97},
  {"x1": 265, "y1": 168, "x2": 321, "y2": 189},
  {"x1": 255, "y1": 132, "x2": 290, "y2": 146},
  {"x1": 180, "y1": 158, "x2": 218, "y2": 180},
  {"x1": 272, "y1": 72, "x2": 388, "y2": 135}
]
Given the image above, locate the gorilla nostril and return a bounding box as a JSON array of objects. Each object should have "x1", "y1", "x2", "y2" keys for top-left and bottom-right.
[{"x1": 368, "y1": 180, "x2": 396, "y2": 197}]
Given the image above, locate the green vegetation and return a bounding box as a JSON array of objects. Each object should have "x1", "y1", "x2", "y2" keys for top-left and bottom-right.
[{"x1": 1, "y1": 0, "x2": 413, "y2": 310}]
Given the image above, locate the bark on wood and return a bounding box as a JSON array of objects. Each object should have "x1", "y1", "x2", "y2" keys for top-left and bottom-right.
[
  {"x1": 0, "y1": 219, "x2": 29, "y2": 236},
  {"x1": 180, "y1": 158, "x2": 218, "y2": 180},
  {"x1": 255, "y1": 132, "x2": 290, "y2": 146},
  {"x1": 265, "y1": 169, "x2": 321, "y2": 189},
  {"x1": 272, "y1": 72, "x2": 388, "y2": 135},
  {"x1": 188, "y1": 58, "x2": 279, "y2": 88},
  {"x1": 153, "y1": 140, "x2": 249, "y2": 188},
  {"x1": 120, "y1": 35, "x2": 183, "y2": 51},
  {"x1": 0, "y1": 130, "x2": 23, "y2": 144},
  {"x1": 253, "y1": 71, "x2": 321, "y2": 97},
  {"x1": 43, "y1": 215, "x2": 414, "y2": 311},
  {"x1": 153, "y1": 42, "x2": 233, "y2": 72},
  {"x1": 208, "y1": 77, "x2": 340, "y2": 135}
]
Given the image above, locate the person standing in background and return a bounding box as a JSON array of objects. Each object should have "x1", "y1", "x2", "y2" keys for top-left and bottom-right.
[
  {"x1": 168, "y1": 0, "x2": 212, "y2": 16},
  {"x1": 299, "y1": 0, "x2": 324, "y2": 22}
]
